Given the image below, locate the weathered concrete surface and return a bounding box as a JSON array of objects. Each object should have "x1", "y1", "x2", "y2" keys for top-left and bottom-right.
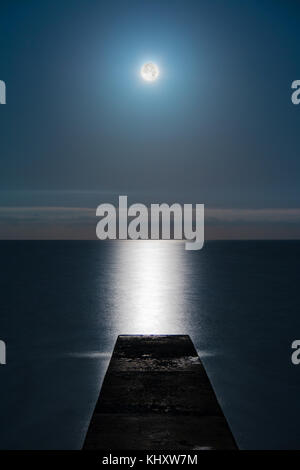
[{"x1": 83, "y1": 335, "x2": 237, "y2": 450}]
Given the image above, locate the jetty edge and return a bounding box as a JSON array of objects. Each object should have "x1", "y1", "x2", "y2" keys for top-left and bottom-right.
[{"x1": 83, "y1": 334, "x2": 237, "y2": 450}]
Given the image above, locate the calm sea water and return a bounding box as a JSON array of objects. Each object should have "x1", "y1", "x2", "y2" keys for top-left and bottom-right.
[{"x1": 0, "y1": 240, "x2": 300, "y2": 449}]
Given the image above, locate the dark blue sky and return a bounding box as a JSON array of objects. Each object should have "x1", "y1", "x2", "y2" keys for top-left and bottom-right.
[{"x1": 1, "y1": 0, "x2": 300, "y2": 238}]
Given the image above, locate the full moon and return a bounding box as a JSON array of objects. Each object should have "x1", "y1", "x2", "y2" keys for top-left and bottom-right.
[{"x1": 141, "y1": 62, "x2": 159, "y2": 82}]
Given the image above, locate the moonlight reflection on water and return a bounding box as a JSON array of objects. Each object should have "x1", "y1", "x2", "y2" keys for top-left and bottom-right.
[{"x1": 109, "y1": 241, "x2": 192, "y2": 334}]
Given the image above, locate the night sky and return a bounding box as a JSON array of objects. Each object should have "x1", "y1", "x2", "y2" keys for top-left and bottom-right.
[{"x1": 1, "y1": 0, "x2": 300, "y2": 239}]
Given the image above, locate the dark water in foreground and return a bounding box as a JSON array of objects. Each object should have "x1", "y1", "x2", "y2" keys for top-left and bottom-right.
[{"x1": 0, "y1": 240, "x2": 300, "y2": 449}]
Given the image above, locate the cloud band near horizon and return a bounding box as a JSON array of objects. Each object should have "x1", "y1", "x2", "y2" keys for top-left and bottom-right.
[{"x1": 1, "y1": 206, "x2": 300, "y2": 240}]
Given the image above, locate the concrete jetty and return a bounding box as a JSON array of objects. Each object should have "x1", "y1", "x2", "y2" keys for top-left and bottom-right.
[{"x1": 83, "y1": 335, "x2": 237, "y2": 450}]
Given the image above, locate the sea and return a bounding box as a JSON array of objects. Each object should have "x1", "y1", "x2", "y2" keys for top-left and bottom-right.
[{"x1": 0, "y1": 240, "x2": 300, "y2": 449}]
